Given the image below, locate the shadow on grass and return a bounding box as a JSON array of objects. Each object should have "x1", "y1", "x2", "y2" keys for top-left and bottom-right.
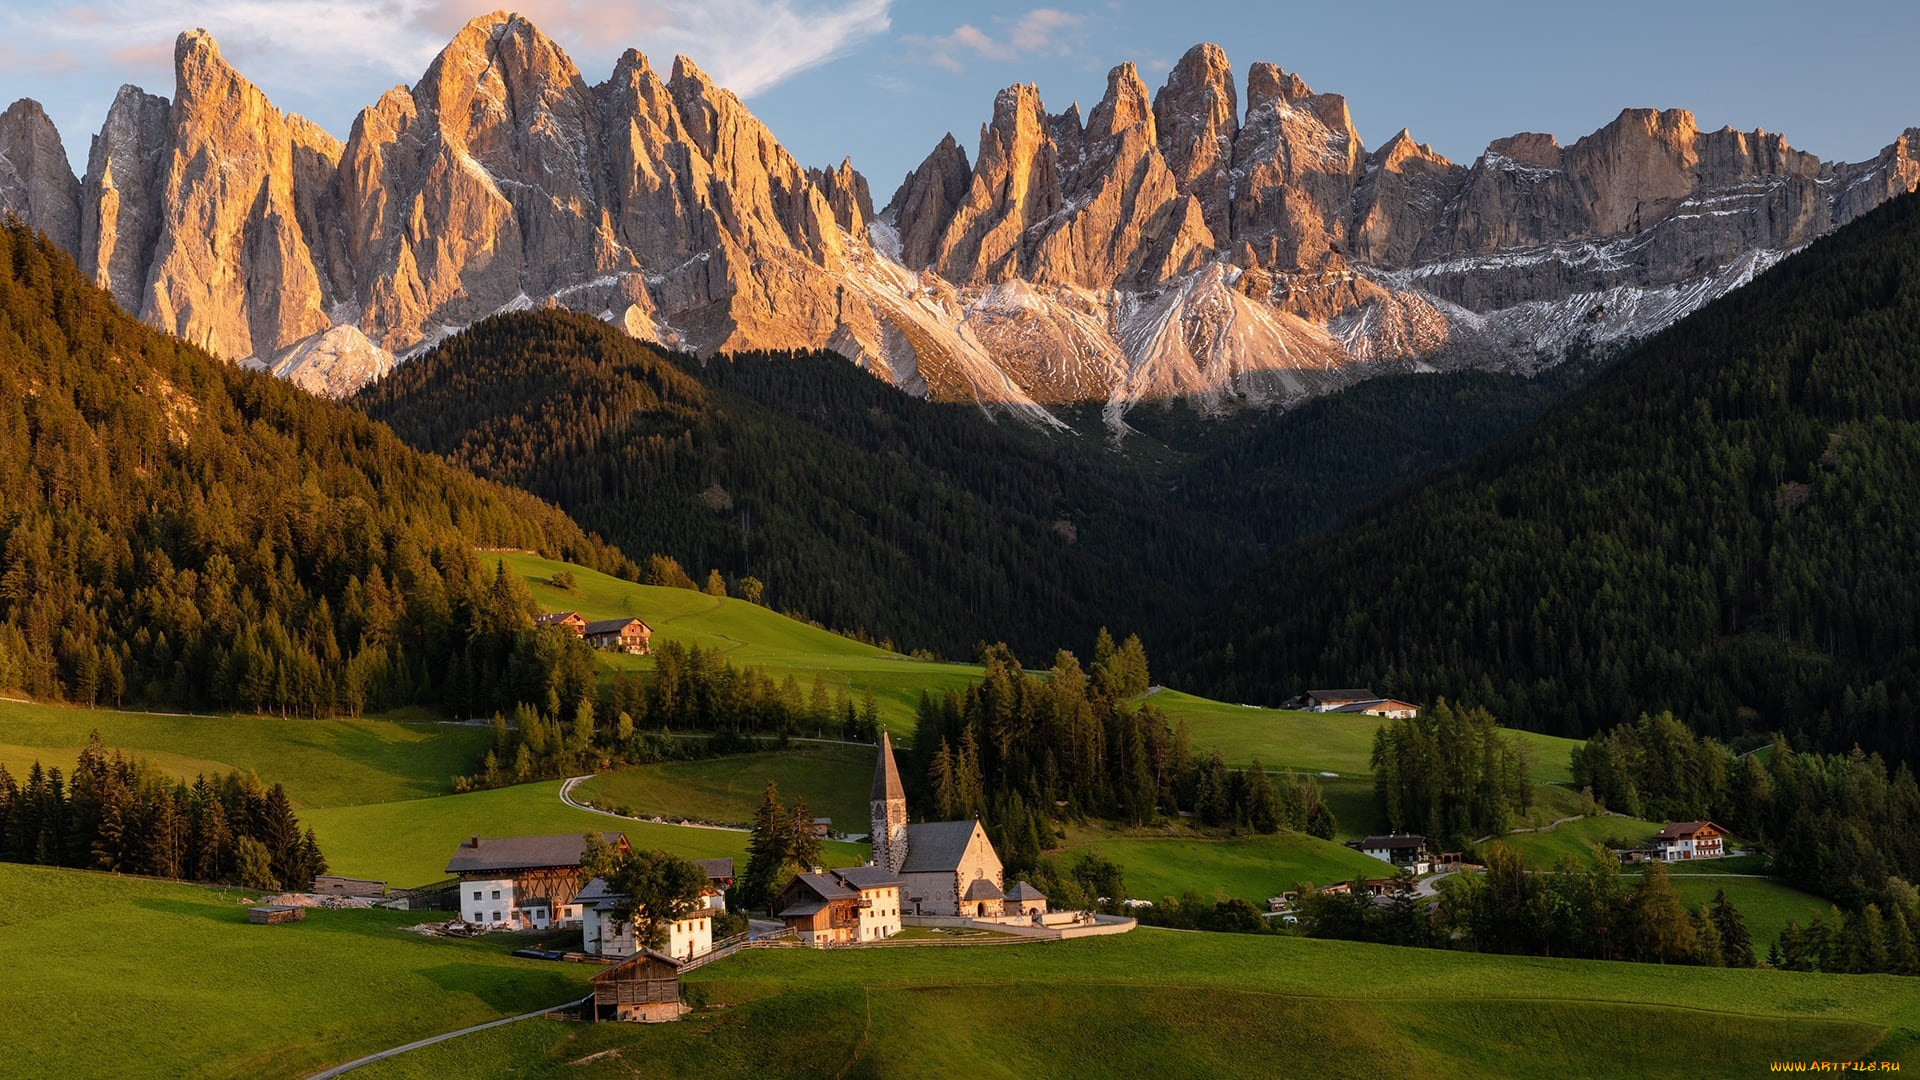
[
  {"x1": 418, "y1": 962, "x2": 581, "y2": 1011},
  {"x1": 131, "y1": 896, "x2": 248, "y2": 923}
]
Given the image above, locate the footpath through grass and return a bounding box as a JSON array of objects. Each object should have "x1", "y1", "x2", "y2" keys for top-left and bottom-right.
[
  {"x1": 571, "y1": 745, "x2": 874, "y2": 832},
  {"x1": 0, "y1": 862, "x2": 593, "y2": 1080},
  {"x1": 301, "y1": 778, "x2": 870, "y2": 887},
  {"x1": 355, "y1": 930, "x2": 1911, "y2": 1079},
  {"x1": 0, "y1": 699, "x2": 487, "y2": 809}
]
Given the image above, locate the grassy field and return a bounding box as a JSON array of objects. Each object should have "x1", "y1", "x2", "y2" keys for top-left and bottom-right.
[
  {"x1": 355, "y1": 929, "x2": 1914, "y2": 1079},
  {"x1": 1663, "y1": 875, "x2": 1831, "y2": 951},
  {"x1": 1055, "y1": 824, "x2": 1392, "y2": 902},
  {"x1": 301, "y1": 778, "x2": 869, "y2": 887},
  {"x1": 500, "y1": 552, "x2": 983, "y2": 738},
  {"x1": 0, "y1": 862, "x2": 595, "y2": 1080},
  {"x1": 571, "y1": 745, "x2": 874, "y2": 833},
  {"x1": 1146, "y1": 689, "x2": 1582, "y2": 783},
  {"x1": 0, "y1": 699, "x2": 487, "y2": 809},
  {"x1": 1496, "y1": 814, "x2": 1668, "y2": 865}
]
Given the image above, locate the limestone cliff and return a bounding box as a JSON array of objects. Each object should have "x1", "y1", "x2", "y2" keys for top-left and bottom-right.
[{"x1": 4, "y1": 19, "x2": 1916, "y2": 416}]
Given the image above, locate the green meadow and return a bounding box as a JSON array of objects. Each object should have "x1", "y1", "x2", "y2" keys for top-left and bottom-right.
[
  {"x1": 1145, "y1": 688, "x2": 1582, "y2": 783},
  {"x1": 1497, "y1": 814, "x2": 1669, "y2": 865},
  {"x1": 353, "y1": 930, "x2": 1915, "y2": 1080},
  {"x1": 570, "y1": 744, "x2": 874, "y2": 832},
  {"x1": 300, "y1": 778, "x2": 869, "y2": 887},
  {"x1": 0, "y1": 698, "x2": 487, "y2": 809},
  {"x1": 0, "y1": 862, "x2": 595, "y2": 1080},
  {"x1": 499, "y1": 552, "x2": 983, "y2": 737},
  {"x1": 1055, "y1": 824, "x2": 1392, "y2": 902}
]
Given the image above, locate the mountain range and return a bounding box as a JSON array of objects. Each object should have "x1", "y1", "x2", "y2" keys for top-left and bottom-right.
[{"x1": 1, "y1": 12, "x2": 1914, "y2": 413}]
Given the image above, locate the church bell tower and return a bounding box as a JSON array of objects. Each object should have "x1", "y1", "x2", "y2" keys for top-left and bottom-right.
[{"x1": 871, "y1": 729, "x2": 909, "y2": 874}]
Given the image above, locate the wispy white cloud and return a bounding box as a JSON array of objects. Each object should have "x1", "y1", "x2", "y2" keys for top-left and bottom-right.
[
  {"x1": 2, "y1": 0, "x2": 891, "y2": 100},
  {"x1": 902, "y1": 8, "x2": 1086, "y2": 74}
]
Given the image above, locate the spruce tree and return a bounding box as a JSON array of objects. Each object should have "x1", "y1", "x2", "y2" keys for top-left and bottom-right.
[{"x1": 1711, "y1": 887, "x2": 1756, "y2": 968}]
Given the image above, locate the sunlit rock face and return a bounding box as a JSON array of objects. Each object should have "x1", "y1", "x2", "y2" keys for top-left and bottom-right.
[{"x1": 4, "y1": 20, "x2": 1917, "y2": 414}]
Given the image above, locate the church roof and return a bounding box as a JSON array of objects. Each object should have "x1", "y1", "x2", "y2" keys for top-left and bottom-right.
[
  {"x1": 1005, "y1": 881, "x2": 1046, "y2": 901},
  {"x1": 899, "y1": 820, "x2": 985, "y2": 874},
  {"x1": 963, "y1": 877, "x2": 1005, "y2": 901},
  {"x1": 872, "y1": 730, "x2": 906, "y2": 803}
]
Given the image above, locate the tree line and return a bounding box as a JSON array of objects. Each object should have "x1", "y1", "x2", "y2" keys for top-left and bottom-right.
[
  {"x1": 907, "y1": 633, "x2": 1336, "y2": 883},
  {"x1": 1573, "y1": 711, "x2": 1920, "y2": 907},
  {"x1": 1370, "y1": 699, "x2": 1534, "y2": 849},
  {"x1": 1302, "y1": 845, "x2": 1758, "y2": 968},
  {"x1": 454, "y1": 638, "x2": 882, "y2": 791},
  {"x1": 0, "y1": 732, "x2": 325, "y2": 891}
]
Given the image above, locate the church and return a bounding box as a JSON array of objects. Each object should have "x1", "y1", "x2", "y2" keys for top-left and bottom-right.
[{"x1": 871, "y1": 731, "x2": 1006, "y2": 917}]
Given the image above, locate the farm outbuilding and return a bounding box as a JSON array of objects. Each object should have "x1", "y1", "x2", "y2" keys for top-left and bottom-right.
[
  {"x1": 590, "y1": 950, "x2": 685, "y2": 1022},
  {"x1": 248, "y1": 905, "x2": 306, "y2": 925}
]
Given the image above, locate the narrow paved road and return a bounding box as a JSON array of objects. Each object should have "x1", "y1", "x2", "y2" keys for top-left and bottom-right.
[
  {"x1": 557, "y1": 774, "x2": 749, "y2": 833},
  {"x1": 306, "y1": 995, "x2": 589, "y2": 1079}
]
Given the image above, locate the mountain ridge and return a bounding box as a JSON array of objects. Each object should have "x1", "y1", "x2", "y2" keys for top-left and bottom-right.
[{"x1": 0, "y1": 15, "x2": 1914, "y2": 415}]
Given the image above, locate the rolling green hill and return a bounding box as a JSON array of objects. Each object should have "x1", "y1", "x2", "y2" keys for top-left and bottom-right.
[
  {"x1": 0, "y1": 862, "x2": 594, "y2": 1080},
  {"x1": 570, "y1": 745, "x2": 873, "y2": 833},
  {"x1": 1179, "y1": 191, "x2": 1920, "y2": 759},
  {"x1": 352, "y1": 931, "x2": 1910, "y2": 1080},
  {"x1": 0, "y1": 699, "x2": 486, "y2": 809},
  {"x1": 1057, "y1": 825, "x2": 1392, "y2": 902}
]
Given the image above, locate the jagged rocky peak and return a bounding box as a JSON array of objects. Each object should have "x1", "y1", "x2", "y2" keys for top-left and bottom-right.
[
  {"x1": 933, "y1": 82, "x2": 1061, "y2": 284},
  {"x1": 1153, "y1": 43, "x2": 1238, "y2": 241},
  {"x1": 1087, "y1": 62, "x2": 1155, "y2": 143},
  {"x1": 80, "y1": 84, "x2": 172, "y2": 312},
  {"x1": 809, "y1": 157, "x2": 874, "y2": 236},
  {"x1": 1348, "y1": 129, "x2": 1461, "y2": 266},
  {"x1": 1231, "y1": 62, "x2": 1365, "y2": 276},
  {"x1": 141, "y1": 28, "x2": 334, "y2": 360},
  {"x1": 887, "y1": 132, "x2": 972, "y2": 268},
  {"x1": 0, "y1": 98, "x2": 82, "y2": 258}
]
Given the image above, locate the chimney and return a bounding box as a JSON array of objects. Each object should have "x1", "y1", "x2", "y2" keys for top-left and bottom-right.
[
  {"x1": 470, "y1": 835, "x2": 480, "y2": 848},
  {"x1": 811, "y1": 866, "x2": 824, "y2": 875}
]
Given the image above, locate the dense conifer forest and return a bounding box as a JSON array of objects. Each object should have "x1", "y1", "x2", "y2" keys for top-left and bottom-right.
[
  {"x1": 1179, "y1": 191, "x2": 1920, "y2": 761},
  {"x1": 0, "y1": 222, "x2": 632, "y2": 715},
  {"x1": 357, "y1": 309, "x2": 1589, "y2": 660}
]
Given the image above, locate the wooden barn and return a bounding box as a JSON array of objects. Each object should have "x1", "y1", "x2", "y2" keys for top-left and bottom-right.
[
  {"x1": 534, "y1": 611, "x2": 587, "y2": 637},
  {"x1": 590, "y1": 950, "x2": 685, "y2": 1022}
]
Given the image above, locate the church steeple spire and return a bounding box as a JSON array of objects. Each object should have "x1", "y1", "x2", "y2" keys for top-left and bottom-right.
[{"x1": 871, "y1": 730, "x2": 909, "y2": 874}]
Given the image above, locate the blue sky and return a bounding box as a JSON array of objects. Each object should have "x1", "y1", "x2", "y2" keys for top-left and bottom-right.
[{"x1": 3, "y1": 0, "x2": 1916, "y2": 203}]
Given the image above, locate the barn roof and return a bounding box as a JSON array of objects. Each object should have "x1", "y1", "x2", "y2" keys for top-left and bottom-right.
[
  {"x1": 900, "y1": 820, "x2": 985, "y2": 874},
  {"x1": 534, "y1": 611, "x2": 581, "y2": 625},
  {"x1": 694, "y1": 857, "x2": 735, "y2": 882},
  {"x1": 444, "y1": 832, "x2": 625, "y2": 874},
  {"x1": 590, "y1": 949, "x2": 681, "y2": 981},
  {"x1": 1308, "y1": 688, "x2": 1378, "y2": 703},
  {"x1": 582, "y1": 617, "x2": 650, "y2": 635}
]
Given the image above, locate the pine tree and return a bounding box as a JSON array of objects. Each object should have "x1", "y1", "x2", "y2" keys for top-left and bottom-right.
[
  {"x1": 1711, "y1": 887, "x2": 1755, "y2": 968},
  {"x1": 741, "y1": 782, "x2": 792, "y2": 911},
  {"x1": 234, "y1": 836, "x2": 279, "y2": 891}
]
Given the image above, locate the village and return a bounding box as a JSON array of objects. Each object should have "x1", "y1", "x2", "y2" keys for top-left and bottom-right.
[{"x1": 415, "y1": 730, "x2": 1135, "y2": 1022}]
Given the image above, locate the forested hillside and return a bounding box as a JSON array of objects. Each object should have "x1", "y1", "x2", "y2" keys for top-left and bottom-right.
[
  {"x1": 0, "y1": 222, "x2": 631, "y2": 714},
  {"x1": 358, "y1": 310, "x2": 1587, "y2": 658},
  {"x1": 1178, "y1": 191, "x2": 1920, "y2": 760}
]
